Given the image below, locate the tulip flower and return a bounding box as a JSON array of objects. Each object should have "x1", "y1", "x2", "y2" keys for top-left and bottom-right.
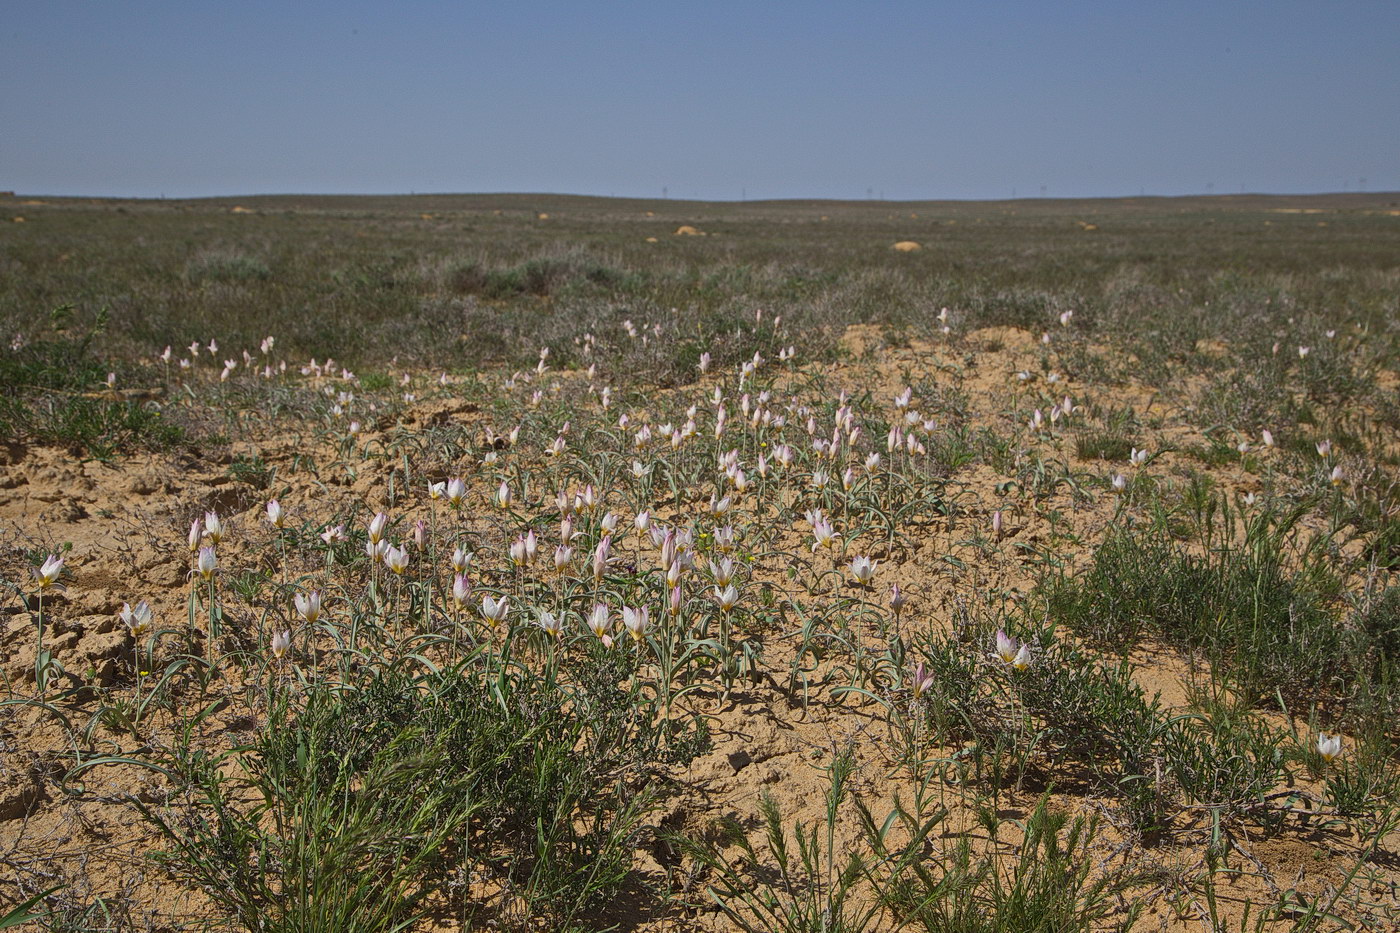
[
  {"x1": 659, "y1": 528, "x2": 677, "y2": 569},
  {"x1": 994, "y1": 630, "x2": 1020, "y2": 665},
  {"x1": 321, "y1": 524, "x2": 347, "y2": 545},
  {"x1": 849, "y1": 555, "x2": 876, "y2": 585},
  {"x1": 578, "y1": 485, "x2": 598, "y2": 512},
  {"x1": 451, "y1": 546, "x2": 472, "y2": 573},
  {"x1": 912, "y1": 662, "x2": 935, "y2": 699},
  {"x1": 593, "y1": 535, "x2": 612, "y2": 581},
  {"x1": 553, "y1": 545, "x2": 575, "y2": 570},
  {"x1": 811, "y1": 517, "x2": 840, "y2": 552},
  {"x1": 120, "y1": 600, "x2": 153, "y2": 637},
  {"x1": 508, "y1": 537, "x2": 527, "y2": 566},
  {"x1": 1012, "y1": 644, "x2": 1032, "y2": 670},
  {"x1": 446, "y1": 478, "x2": 467, "y2": 506},
  {"x1": 271, "y1": 629, "x2": 291, "y2": 660},
  {"x1": 480, "y1": 595, "x2": 509, "y2": 628},
  {"x1": 538, "y1": 611, "x2": 563, "y2": 638},
  {"x1": 294, "y1": 591, "x2": 321, "y2": 624},
  {"x1": 383, "y1": 544, "x2": 409, "y2": 574},
  {"x1": 1317, "y1": 733, "x2": 1342, "y2": 763},
  {"x1": 451, "y1": 574, "x2": 472, "y2": 609},
  {"x1": 712, "y1": 557, "x2": 737, "y2": 587},
  {"x1": 623, "y1": 606, "x2": 650, "y2": 641},
  {"x1": 197, "y1": 546, "x2": 218, "y2": 579},
  {"x1": 188, "y1": 518, "x2": 203, "y2": 551},
  {"x1": 587, "y1": 604, "x2": 612, "y2": 642},
  {"x1": 35, "y1": 554, "x2": 65, "y2": 590},
  {"x1": 203, "y1": 511, "x2": 223, "y2": 544},
  {"x1": 265, "y1": 499, "x2": 284, "y2": 528},
  {"x1": 715, "y1": 584, "x2": 740, "y2": 612},
  {"x1": 493, "y1": 482, "x2": 513, "y2": 509},
  {"x1": 367, "y1": 511, "x2": 388, "y2": 544}
]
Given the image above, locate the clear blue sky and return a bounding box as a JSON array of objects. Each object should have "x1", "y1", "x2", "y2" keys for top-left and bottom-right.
[{"x1": 3, "y1": 1, "x2": 1396, "y2": 200}]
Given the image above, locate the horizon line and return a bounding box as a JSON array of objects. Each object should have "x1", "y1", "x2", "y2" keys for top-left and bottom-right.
[{"x1": 7, "y1": 189, "x2": 1400, "y2": 206}]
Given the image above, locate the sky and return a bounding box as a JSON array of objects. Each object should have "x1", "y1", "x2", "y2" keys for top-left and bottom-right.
[{"x1": 3, "y1": 1, "x2": 1397, "y2": 201}]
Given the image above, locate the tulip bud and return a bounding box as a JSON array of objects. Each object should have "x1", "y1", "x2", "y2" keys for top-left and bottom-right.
[
  {"x1": 271, "y1": 629, "x2": 291, "y2": 660},
  {"x1": 452, "y1": 574, "x2": 472, "y2": 609},
  {"x1": 593, "y1": 535, "x2": 612, "y2": 581}
]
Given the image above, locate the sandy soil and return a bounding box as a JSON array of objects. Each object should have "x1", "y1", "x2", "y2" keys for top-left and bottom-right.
[{"x1": 2, "y1": 326, "x2": 1395, "y2": 931}]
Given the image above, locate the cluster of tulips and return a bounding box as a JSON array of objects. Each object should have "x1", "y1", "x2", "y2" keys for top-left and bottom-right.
[{"x1": 21, "y1": 318, "x2": 1354, "y2": 773}]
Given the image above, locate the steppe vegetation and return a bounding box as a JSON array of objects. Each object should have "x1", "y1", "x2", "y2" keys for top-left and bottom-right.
[{"x1": 2, "y1": 190, "x2": 1400, "y2": 931}]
